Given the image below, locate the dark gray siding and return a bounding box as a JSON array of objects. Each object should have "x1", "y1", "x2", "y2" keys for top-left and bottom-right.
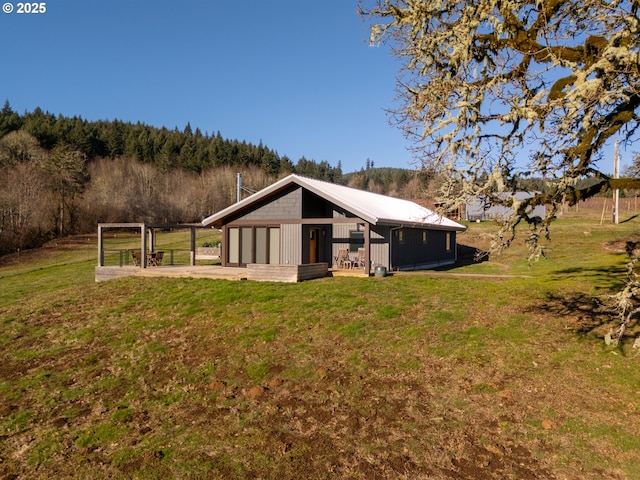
[
  {"x1": 239, "y1": 188, "x2": 302, "y2": 221},
  {"x1": 391, "y1": 228, "x2": 456, "y2": 270}
]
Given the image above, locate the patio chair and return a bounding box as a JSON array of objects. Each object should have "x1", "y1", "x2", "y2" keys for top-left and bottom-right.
[
  {"x1": 334, "y1": 248, "x2": 349, "y2": 268},
  {"x1": 147, "y1": 251, "x2": 164, "y2": 267},
  {"x1": 131, "y1": 251, "x2": 141, "y2": 266}
]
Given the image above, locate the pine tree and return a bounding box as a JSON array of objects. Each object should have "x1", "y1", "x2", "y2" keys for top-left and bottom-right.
[{"x1": 0, "y1": 100, "x2": 22, "y2": 137}]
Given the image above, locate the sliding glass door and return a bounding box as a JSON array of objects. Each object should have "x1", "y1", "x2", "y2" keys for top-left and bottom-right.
[{"x1": 227, "y1": 226, "x2": 280, "y2": 266}]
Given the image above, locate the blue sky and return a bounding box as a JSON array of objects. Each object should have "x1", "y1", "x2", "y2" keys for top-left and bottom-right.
[{"x1": 0, "y1": 0, "x2": 415, "y2": 173}]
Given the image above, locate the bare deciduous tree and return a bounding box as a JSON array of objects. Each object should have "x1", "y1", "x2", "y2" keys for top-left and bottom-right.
[
  {"x1": 0, "y1": 130, "x2": 46, "y2": 166},
  {"x1": 0, "y1": 163, "x2": 51, "y2": 253},
  {"x1": 80, "y1": 159, "x2": 279, "y2": 226},
  {"x1": 44, "y1": 143, "x2": 88, "y2": 236}
]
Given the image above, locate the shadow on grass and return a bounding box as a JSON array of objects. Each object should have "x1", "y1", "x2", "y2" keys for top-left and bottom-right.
[
  {"x1": 547, "y1": 263, "x2": 628, "y2": 291},
  {"x1": 435, "y1": 244, "x2": 490, "y2": 271},
  {"x1": 536, "y1": 291, "x2": 614, "y2": 335},
  {"x1": 535, "y1": 290, "x2": 640, "y2": 349},
  {"x1": 620, "y1": 214, "x2": 640, "y2": 224}
]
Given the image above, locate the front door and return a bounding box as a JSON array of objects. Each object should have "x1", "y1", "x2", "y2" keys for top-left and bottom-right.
[{"x1": 309, "y1": 228, "x2": 319, "y2": 263}]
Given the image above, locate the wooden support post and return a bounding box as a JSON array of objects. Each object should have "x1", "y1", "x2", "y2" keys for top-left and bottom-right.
[
  {"x1": 221, "y1": 225, "x2": 227, "y2": 267},
  {"x1": 97, "y1": 224, "x2": 104, "y2": 267},
  {"x1": 149, "y1": 228, "x2": 156, "y2": 253},
  {"x1": 190, "y1": 227, "x2": 196, "y2": 266},
  {"x1": 141, "y1": 224, "x2": 147, "y2": 268}
]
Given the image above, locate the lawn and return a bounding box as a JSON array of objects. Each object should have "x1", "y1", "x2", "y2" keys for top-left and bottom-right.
[{"x1": 1, "y1": 215, "x2": 640, "y2": 479}]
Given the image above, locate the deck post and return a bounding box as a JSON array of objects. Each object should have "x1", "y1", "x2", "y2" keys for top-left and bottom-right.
[
  {"x1": 97, "y1": 224, "x2": 104, "y2": 266},
  {"x1": 149, "y1": 228, "x2": 156, "y2": 254},
  {"x1": 221, "y1": 225, "x2": 227, "y2": 267},
  {"x1": 141, "y1": 224, "x2": 147, "y2": 268},
  {"x1": 190, "y1": 227, "x2": 196, "y2": 266}
]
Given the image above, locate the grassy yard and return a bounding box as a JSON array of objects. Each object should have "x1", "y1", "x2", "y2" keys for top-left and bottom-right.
[{"x1": 1, "y1": 215, "x2": 640, "y2": 479}]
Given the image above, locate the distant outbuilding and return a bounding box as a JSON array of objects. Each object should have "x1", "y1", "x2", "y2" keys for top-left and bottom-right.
[{"x1": 464, "y1": 192, "x2": 547, "y2": 222}]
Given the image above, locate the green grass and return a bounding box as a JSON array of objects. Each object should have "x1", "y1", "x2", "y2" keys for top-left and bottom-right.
[{"x1": 1, "y1": 217, "x2": 640, "y2": 478}]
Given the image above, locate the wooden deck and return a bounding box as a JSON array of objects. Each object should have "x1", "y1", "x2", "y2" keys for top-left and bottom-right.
[
  {"x1": 95, "y1": 265, "x2": 248, "y2": 282},
  {"x1": 136, "y1": 265, "x2": 249, "y2": 280},
  {"x1": 96, "y1": 264, "x2": 370, "y2": 282},
  {"x1": 329, "y1": 267, "x2": 370, "y2": 277}
]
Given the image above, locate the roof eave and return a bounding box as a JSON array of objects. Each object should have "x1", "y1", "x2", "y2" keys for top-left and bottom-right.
[{"x1": 376, "y1": 218, "x2": 466, "y2": 232}]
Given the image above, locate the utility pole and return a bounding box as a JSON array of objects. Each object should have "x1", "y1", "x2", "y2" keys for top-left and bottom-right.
[
  {"x1": 613, "y1": 139, "x2": 619, "y2": 225},
  {"x1": 237, "y1": 173, "x2": 242, "y2": 203}
]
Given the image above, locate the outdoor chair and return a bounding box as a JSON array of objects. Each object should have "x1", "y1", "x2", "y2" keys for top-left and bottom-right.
[
  {"x1": 334, "y1": 248, "x2": 349, "y2": 268},
  {"x1": 147, "y1": 251, "x2": 164, "y2": 267},
  {"x1": 131, "y1": 251, "x2": 141, "y2": 266}
]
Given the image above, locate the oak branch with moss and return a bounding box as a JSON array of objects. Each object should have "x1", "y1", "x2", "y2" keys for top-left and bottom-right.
[{"x1": 361, "y1": 0, "x2": 640, "y2": 343}]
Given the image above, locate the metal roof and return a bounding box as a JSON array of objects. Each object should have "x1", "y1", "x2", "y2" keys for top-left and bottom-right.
[{"x1": 201, "y1": 174, "x2": 466, "y2": 231}]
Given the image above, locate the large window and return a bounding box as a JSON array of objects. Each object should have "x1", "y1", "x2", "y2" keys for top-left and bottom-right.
[{"x1": 227, "y1": 226, "x2": 280, "y2": 265}]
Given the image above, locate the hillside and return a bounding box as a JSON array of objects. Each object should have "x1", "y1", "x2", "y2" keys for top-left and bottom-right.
[{"x1": 1, "y1": 214, "x2": 640, "y2": 479}]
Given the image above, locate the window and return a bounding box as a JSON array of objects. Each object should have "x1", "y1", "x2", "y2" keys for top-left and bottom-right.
[
  {"x1": 228, "y1": 228, "x2": 239, "y2": 263},
  {"x1": 350, "y1": 230, "x2": 364, "y2": 252},
  {"x1": 446, "y1": 232, "x2": 452, "y2": 252},
  {"x1": 255, "y1": 227, "x2": 267, "y2": 264},
  {"x1": 269, "y1": 228, "x2": 280, "y2": 264},
  {"x1": 241, "y1": 227, "x2": 252, "y2": 264},
  {"x1": 422, "y1": 231, "x2": 429, "y2": 244}
]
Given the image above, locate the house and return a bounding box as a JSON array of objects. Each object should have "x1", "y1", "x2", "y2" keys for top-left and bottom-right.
[
  {"x1": 464, "y1": 192, "x2": 547, "y2": 222},
  {"x1": 201, "y1": 174, "x2": 466, "y2": 274}
]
